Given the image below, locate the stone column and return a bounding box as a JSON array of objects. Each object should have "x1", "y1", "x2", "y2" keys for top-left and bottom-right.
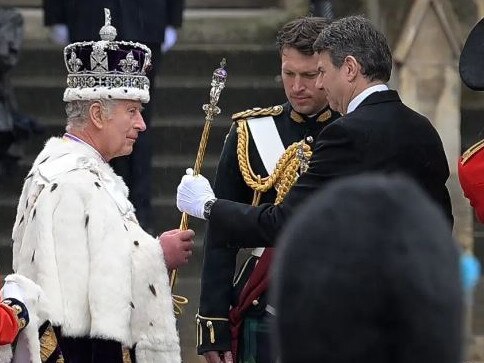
[
  {"x1": 394, "y1": 0, "x2": 471, "y2": 251},
  {"x1": 280, "y1": 0, "x2": 309, "y2": 16},
  {"x1": 474, "y1": 0, "x2": 484, "y2": 17},
  {"x1": 395, "y1": 0, "x2": 475, "y2": 355}
]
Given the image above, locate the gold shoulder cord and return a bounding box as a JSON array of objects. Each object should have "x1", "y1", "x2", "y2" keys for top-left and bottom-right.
[
  {"x1": 236, "y1": 114, "x2": 312, "y2": 206},
  {"x1": 462, "y1": 139, "x2": 484, "y2": 165}
]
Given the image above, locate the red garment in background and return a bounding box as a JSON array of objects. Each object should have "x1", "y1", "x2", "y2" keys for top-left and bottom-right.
[{"x1": 458, "y1": 142, "x2": 484, "y2": 222}]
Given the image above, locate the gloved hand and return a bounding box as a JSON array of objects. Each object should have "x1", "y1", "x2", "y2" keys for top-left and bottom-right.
[
  {"x1": 2, "y1": 280, "x2": 24, "y2": 303},
  {"x1": 49, "y1": 24, "x2": 69, "y2": 46},
  {"x1": 177, "y1": 168, "x2": 215, "y2": 219},
  {"x1": 161, "y1": 25, "x2": 177, "y2": 53},
  {"x1": 159, "y1": 228, "x2": 195, "y2": 270}
]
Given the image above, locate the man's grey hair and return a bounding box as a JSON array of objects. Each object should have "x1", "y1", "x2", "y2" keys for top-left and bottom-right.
[
  {"x1": 313, "y1": 15, "x2": 392, "y2": 82},
  {"x1": 65, "y1": 99, "x2": 118, "y2": 132}
]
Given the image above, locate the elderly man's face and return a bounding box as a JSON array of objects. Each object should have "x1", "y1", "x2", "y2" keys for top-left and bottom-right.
[{"x1": 102, "y1": 99, "x2": 146, "y2": 160}]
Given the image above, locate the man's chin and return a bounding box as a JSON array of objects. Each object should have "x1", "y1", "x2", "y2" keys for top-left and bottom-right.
[
  {"x1": 292, "y1": 105, "x2": 318, "y2": 116},
  {"x1": 118, "y1": 146, "x2": 134, "y2": 157}
]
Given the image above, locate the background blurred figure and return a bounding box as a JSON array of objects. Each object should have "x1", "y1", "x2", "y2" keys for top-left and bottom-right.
[
  {"x1": 0, "y1": 7, "x2": 43, "y2": 180},
  {"x1": 272, "y1": 174, "x2": 463, "y2": 363},
  {"x1": 309, "y1": 0, "x2": 334, "y2": 18},
  {"x1": 459, "y1": 17, "x2": 484, "y2": 223},
  {"x1": 42, "y1": 0, "x2": 185, "y2": 231}
]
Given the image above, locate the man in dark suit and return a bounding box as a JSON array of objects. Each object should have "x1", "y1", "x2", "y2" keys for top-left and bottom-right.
[
  {"x1": 176, "y1": 15, "x2": 453, "y2": 248},
  {"x1": 43, "y1": 0, "x2": 185, "y2": 231}
]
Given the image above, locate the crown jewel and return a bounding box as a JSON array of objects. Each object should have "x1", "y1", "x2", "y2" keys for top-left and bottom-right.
[
  {"x1": 99, "y1": 8, "x2": 117, "y2": 41},
  {"x1": 63, "y1": 8, "x2": 152, "y2": 103}
]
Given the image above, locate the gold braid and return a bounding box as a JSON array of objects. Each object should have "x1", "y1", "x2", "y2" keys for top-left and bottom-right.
[{"x1": 236, "y1": 120, "x2": 312, "y2": 205}]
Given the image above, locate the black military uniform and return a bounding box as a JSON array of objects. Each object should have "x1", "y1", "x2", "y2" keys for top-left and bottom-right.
[{"x1": 197, "y1": 102, "x2": 339, "y2": 362}]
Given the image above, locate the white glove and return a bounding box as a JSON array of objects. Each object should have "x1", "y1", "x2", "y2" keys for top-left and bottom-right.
[
  {"x1": 177, "y1": 168, "x2": 215, "y2": 219},
  {"x1": 161, "y1": 26, "x2": 177, "y2": 53},
  {"x1": 2, "y1": 280, "x2": 24, "y2": 303},
  {"x1": 49, "y1": 24, "x2": 69, "y2": 46}
]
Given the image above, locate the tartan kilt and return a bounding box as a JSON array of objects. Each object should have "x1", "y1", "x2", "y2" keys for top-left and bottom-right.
[{"x1": 237, "y1": 311, "x2": 276, "y2": 363}]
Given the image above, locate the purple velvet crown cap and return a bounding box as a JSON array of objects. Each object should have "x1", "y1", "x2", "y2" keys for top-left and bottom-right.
[{"x1": 63, "y1": 8, "x2": 152, "y2": 103}]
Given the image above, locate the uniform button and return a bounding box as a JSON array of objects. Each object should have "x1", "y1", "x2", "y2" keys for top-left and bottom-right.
[
  {"x1": 18, "y1": 318, "x2": 26, "y2": 329},
  {"x1": 306, "y1": 136, "x2": 314, "y2": 144},
  {"x1": 252, "y1": 300, "x2": 259, "y2": 306}
]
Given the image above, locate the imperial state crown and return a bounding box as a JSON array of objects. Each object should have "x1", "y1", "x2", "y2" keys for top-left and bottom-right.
[{"x1": 63, "y1": 8, "x2": 152, "y2": 103}]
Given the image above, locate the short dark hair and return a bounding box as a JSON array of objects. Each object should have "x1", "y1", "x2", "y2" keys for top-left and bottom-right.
[
  {"x1": 313, "y1": 15, "x2": 392, "y2": 82},
  {"x1": 276, "y1": 16, "x2": 331, "y2": 56},
  {"x1": 273, "y1": 174, "x2": 462, "y2": 363}
]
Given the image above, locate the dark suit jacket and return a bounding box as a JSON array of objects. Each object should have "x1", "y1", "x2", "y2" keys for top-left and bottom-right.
[
  {"x1": 209, "y1": 90, "x2": 454, "y2": 248},
  {"x1": 43, "y1": 0, "x2": 184, "y2": 43}
]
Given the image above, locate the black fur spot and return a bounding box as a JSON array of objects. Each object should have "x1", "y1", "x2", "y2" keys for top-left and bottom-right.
[
  {"x1": 25, "y1": 199, "x2": 28, "y2": 208},
  {"x1": 19, "y1": 215, "x2": 24, "y2": 225},
  {"x1": 149, "y1": 322, "x2": 154, "y2": 327},
  {"x1": 51, "y1": 183, "x2": 58, "y2": 192},
  {"x1": 85, "y1": 215, "x2": 89, "y2": 227},
  {"x1": 134, "y1": 241, "x2": 139, "y2": 246},
  {"x1": 124, "y1": 224, "x2": 128, "y2": 231},
  {"x1": 130, "y1": 302, "x2": 135, "y2": 309},
  {"x1": 149, "y1": 284, "x2": 157, "y2": 297},
  {"x1": 94, "y1": 182, "x2": 101, "y2": 188},
  {"x1": 32, "y1": 209, "x2": 36, "y2": 220},
  {"x1": 39, "y1": 156, "x2": 49, "y2": 165},
  {"x1": 31, "y1": 250, "x2": 35, "y2": 263},
  {"x1": 25, "y1": 173, "x2": 33, "y2": 180}
]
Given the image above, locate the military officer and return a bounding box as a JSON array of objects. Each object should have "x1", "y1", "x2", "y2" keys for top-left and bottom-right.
[
  {"x1": 196, "y1": 17, "x2": 339, "y2": 363},
  {"x1": 458, "y1": 18, "x2": 484, "y2": 222}
]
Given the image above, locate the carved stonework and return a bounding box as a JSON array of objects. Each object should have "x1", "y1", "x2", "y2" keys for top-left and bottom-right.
[{"x1": 394, "y1": 0, "x2": 471, "y2": 254}]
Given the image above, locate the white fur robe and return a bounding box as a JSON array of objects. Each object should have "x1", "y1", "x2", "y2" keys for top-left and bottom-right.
[{"x1": 11, "y1": 137, "x2": 180, "y2": 362}]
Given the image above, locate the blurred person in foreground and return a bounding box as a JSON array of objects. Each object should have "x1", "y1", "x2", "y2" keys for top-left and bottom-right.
[
  {"x1": 176, "y1": 16, "x2": 453, "y2": 251},
  {"x1": 10, "y1": 10, "x2": 193, "y2": 363},
  {"x1": 272, "y1": 174, "x2": 463, "y2": 363},
  {"x1": 197, "y1": 17, "x2": 338, "y2": 363}
]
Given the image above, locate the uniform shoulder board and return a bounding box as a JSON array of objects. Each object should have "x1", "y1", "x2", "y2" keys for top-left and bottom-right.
[
  {"x1": 231, "y1": 105, "x2": 284, "y2": 121},
  {"x1": 461, "y1": 139, "x2": 484, "y2": 165}
]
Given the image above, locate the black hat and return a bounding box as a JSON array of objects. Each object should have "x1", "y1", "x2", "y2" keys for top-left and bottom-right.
[
  {"x1": 460, "y1": 18, "x2": 484, "y2": 90},
  {"x1": 272, "y1": 174, "x2": 463, "y2": 363}
]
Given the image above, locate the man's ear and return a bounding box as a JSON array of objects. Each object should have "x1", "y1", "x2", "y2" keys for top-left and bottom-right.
[
  {"x1": 344, "y1": 55, "x2": 360, "y2": 82},
  {"x1": 89, "y1": 102, "x2": 105, "y2": 130}
]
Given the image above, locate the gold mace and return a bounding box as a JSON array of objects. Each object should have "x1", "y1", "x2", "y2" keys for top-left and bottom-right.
[{"x1": 170, "y1": 59, "x2": 228, "y2": 310}]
